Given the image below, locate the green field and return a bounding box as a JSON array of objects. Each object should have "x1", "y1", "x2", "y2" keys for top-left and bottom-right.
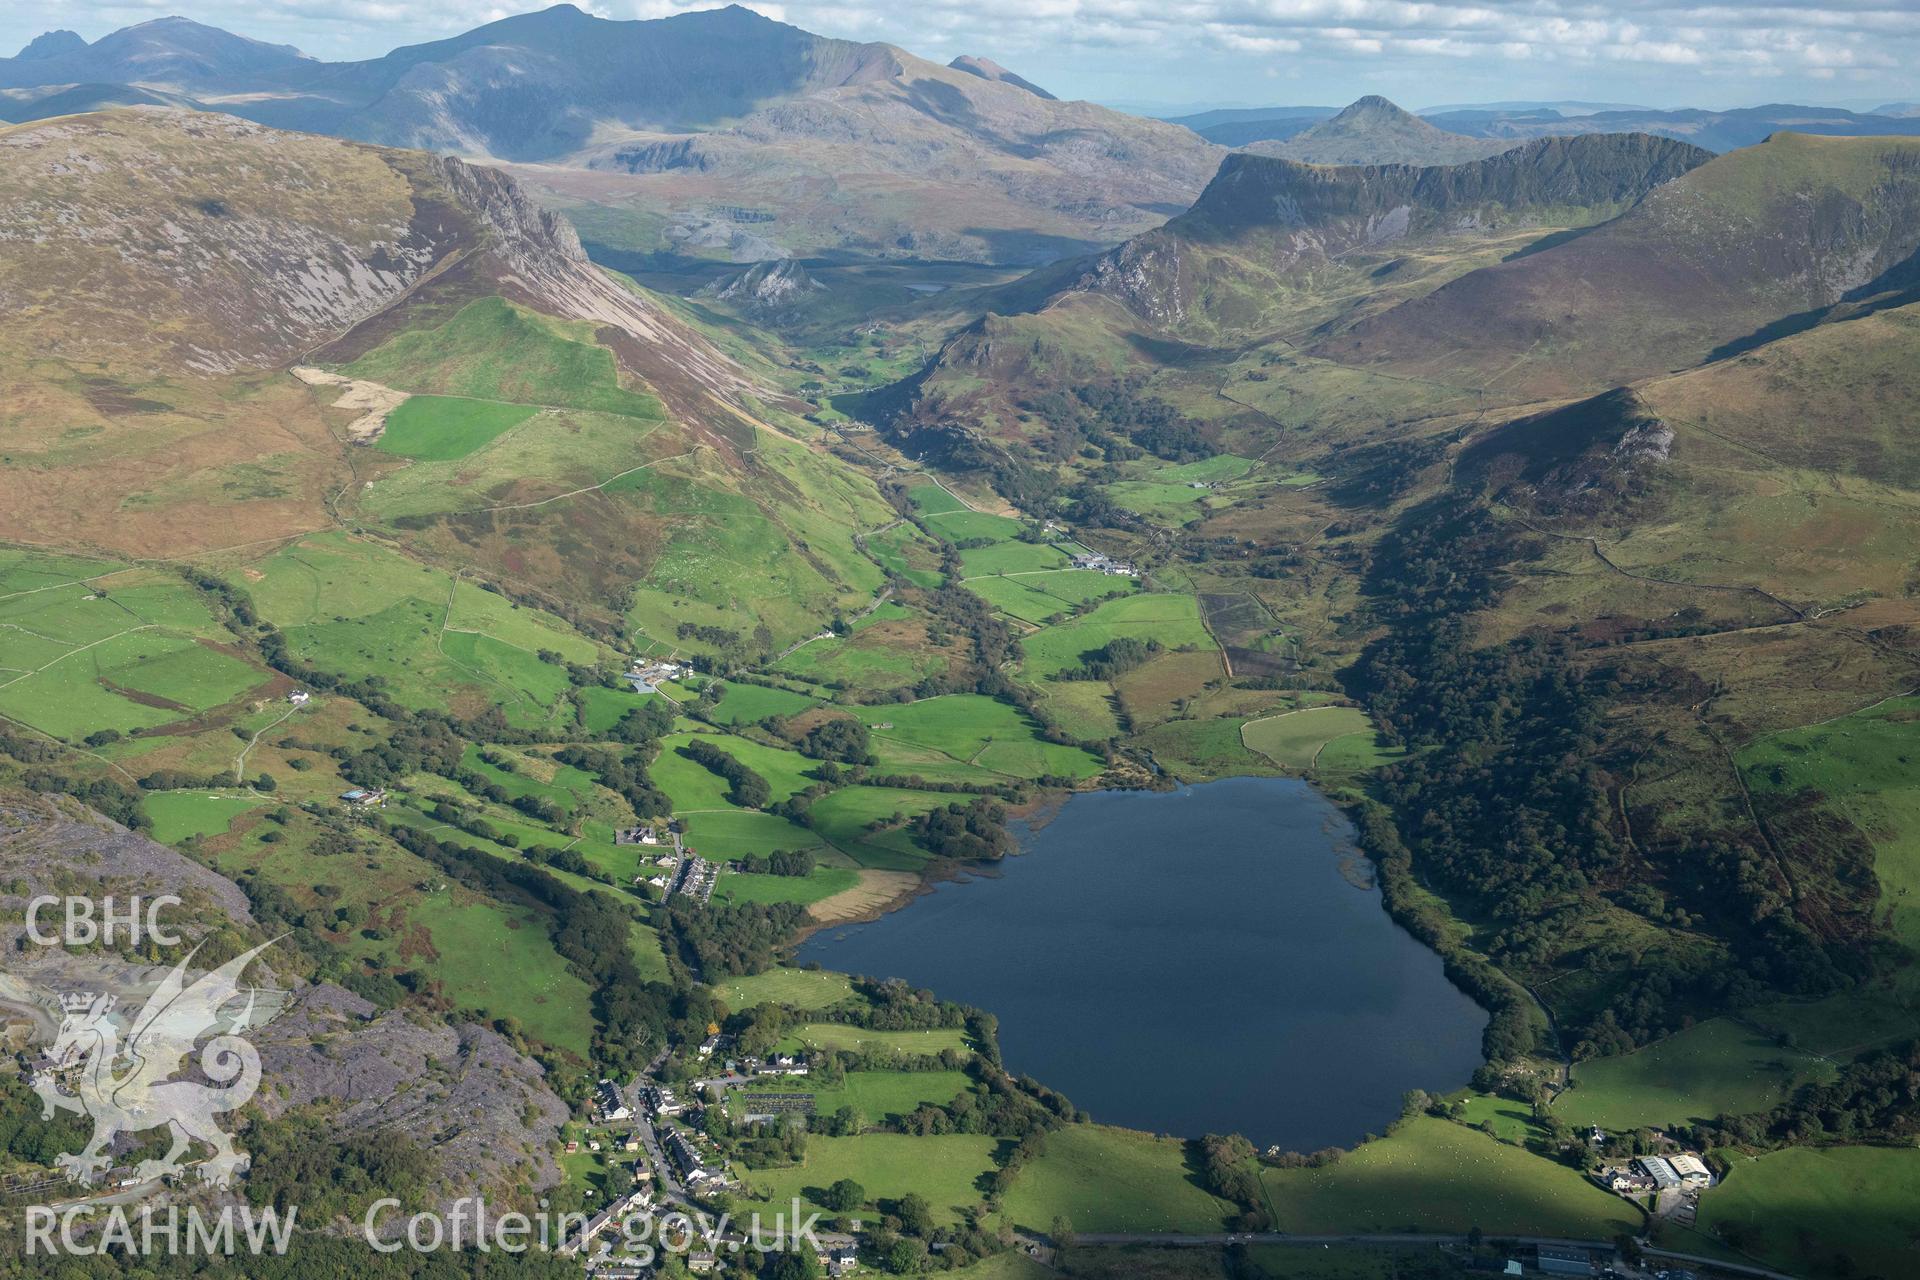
[
  {"x1": 869, "y1": 694, "x2": 1103, "y2": 780},
  {"x1": 142, "y1": 791, "x2": 266, "y2": 843},
  {"x1": 805, "y1": 786, "x2": 968, "y2": 868},
  {"x1": 577, "y1": 684, "x2": 650, "y2": 733},
  {"x1": 411, "y1": 890, "x2": 595, "y2": 1059},
  {"x1": 1258, "y1": 1117, "x2": 1642, "y2": 1237},
  {"x1": 374, "y1": 395, "x2": 538, "y2": 460},
  {"x1": 737, "y1": 1070, "x2": 975, "y2": 1126},
  {"x1": 1033, "y1": 679, "x2": 1124, "y2": 742},
  {"x1": 682, "y1": 809, "x2": 826, "y2": 860},
  {"x1": 459, "y1": 745, "x2": 598, "y2": 818},
  {"x1": 710, "y1": 682, "x2": 822, "y2": 725},
  {"x1": 959, "y1": 541, "x2": 1071, "y2": 577},
  {"x1": 906, "y1": 484, "x2": 967, "y2": 516},
  {"x1": 1107, "y1": 455, "x2": 1256, "y2": 523},
  {"x1": 1002, "y1": 1124, "x2": 1235, "y2": 1235},
  {"x1": 717, "y1": 967, "x2": 856, "y2": 1011},
  {"x1": 1557, "y1": 1018, "x2": 1838, "y2": 1129},
  {"x1": 787, "y1": 1023, "x2": 971, "y2": 1056},
  {"x1": 654, "y1": 731, "x2": 822, "y2": 813},
  {"x1": 772, "y1": 626, "x2": 947, "y2": 692},
  {"x1": 864, "y1": 523, "x2": 945, "y2": 589},
  {"x1": 1019, "y1": 594, "x2": 1215, "y2": 681},
  {"x1": 0, "y1": 550, "x2": 122, "y2": 595},
  {"x1": 343, "y1": 296, "x2": 663, "y2": 419},
  {"x1": 1137, "y1": 716, "x2": 1268, "y2": 781},
  {"x1": 0, "y1": 628, "x2": 264, "y2": 739},
  {"x1": 245, "y1": 533, "x2": 596, "y2": 728},
  {"x1": 713, "y1": 864, "x2": 860, "y2": 906},
  {"x1": 740, "y1": 1133, "x2": 998, "y2": 1227},
  {"x1": 1242, "y1": 706, "x2": 1386, "y2": 771},
  {"x1": 0, "y1": 562, "x2": 268, "y2": 740},
  {"x1": 925, "y1": 509, "x2": 1026, "y2": 542},
  {"x1": 1695, "y1": 1145, "x2": 1920, "y2": 1280},
  {"x1": 966, "y1": 571, "x2": 1137, "y2": 626}
]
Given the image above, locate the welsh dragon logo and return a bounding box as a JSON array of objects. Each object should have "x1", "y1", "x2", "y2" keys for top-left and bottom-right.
[{"x1": 30, "y1": 940, "x2": 277, "y2": 1188}]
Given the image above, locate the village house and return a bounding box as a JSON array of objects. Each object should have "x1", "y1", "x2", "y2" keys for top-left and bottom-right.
[
  {"x1": 1601, "y1": 1167, "x2": 1655, "y2": 1195},
  {"x1": 615, "y1": 824, "x2": 661, "y2": 846},
  {"x1": 595, "y1": 1079, "x2": 632, "y2": 1123},
  {"x1": 816, "y1": 1240, "x2": 858, "y2": 1276}
]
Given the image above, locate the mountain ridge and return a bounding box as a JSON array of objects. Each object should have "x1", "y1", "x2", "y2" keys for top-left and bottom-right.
[
  {"x1": 1314, "y1": 131, "x2": 1920, "y2": 397},
  {"x1": 1074, "y1": 131, "x2": 1712, "y2": 334}
]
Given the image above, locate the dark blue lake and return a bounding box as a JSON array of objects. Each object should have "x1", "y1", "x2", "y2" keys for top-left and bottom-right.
[{"x1": 797, "y1": 776, "x2": 1486, "y2": 1150}]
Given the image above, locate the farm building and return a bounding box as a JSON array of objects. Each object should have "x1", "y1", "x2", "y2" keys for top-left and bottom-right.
[
  {"x1": 1536, "y1": 1245, "x2": 1595, "y2": 1276},
  {"x1": 1069, "y1": 551, "x2": 1139, "y2": 577},
  {"x1": 1668, "y1": 1153, "x2": 1712, "y2": 1187},
  {"x1": 1636, "y1": 1155, "x2": 1681, "y2": 1190},
  {"x1": 627, "y1": 660, "x2": 686, "y2": 694},
  {"x1": 339, "y1": 788, "x2": 387, "y2": 807}
]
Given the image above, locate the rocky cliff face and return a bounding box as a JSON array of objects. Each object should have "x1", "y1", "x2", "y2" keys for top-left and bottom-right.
[{"x1": 1076, "y1": 132, "x2": 1712, "y2": 331}]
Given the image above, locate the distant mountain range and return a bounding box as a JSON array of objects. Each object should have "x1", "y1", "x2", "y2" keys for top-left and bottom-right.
[
  {"x1": 1169, "y1": 97, "x2": 1920, "y2": 154},
  {"x1": 0, "y1": 5, "x2": 1217, "y2": 264},
  {"x1": 10, "y1": 8, "x2": 1920, "y2": 267}
]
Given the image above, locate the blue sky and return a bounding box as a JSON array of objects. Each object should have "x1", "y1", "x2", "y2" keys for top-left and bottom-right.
[{"x1": 7, "y1": 1, "x2": 1917, "y2": 112}]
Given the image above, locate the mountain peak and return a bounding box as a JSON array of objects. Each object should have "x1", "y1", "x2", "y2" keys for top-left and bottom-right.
[
  {"x1": 1245, "y1": 92, "x2": 1508, "y2": 165},
  {"x1": 1331, "y1": 95, "x2": 1423, "y2": 125},
  {"x1": 15, "y1": 30, "x2": 87, "y2": 60},
  {"x1": 948, "y1": 55, "x2": 1056, "y2": 100}
]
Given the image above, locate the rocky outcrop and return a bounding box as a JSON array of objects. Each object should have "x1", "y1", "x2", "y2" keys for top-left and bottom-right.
[
  {"x1": 255, "y1": 985, "x2": 572, "y2": 1212},
  {"x1": 0, "y1": 789, "x2": 570, "y2": 1209},
  {"x1": 1461, "y1": 387, "x2": 1674, "y2": 522},
  {"x1": 703, "y1": 258, "x2": 824, "y2": 312}
]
